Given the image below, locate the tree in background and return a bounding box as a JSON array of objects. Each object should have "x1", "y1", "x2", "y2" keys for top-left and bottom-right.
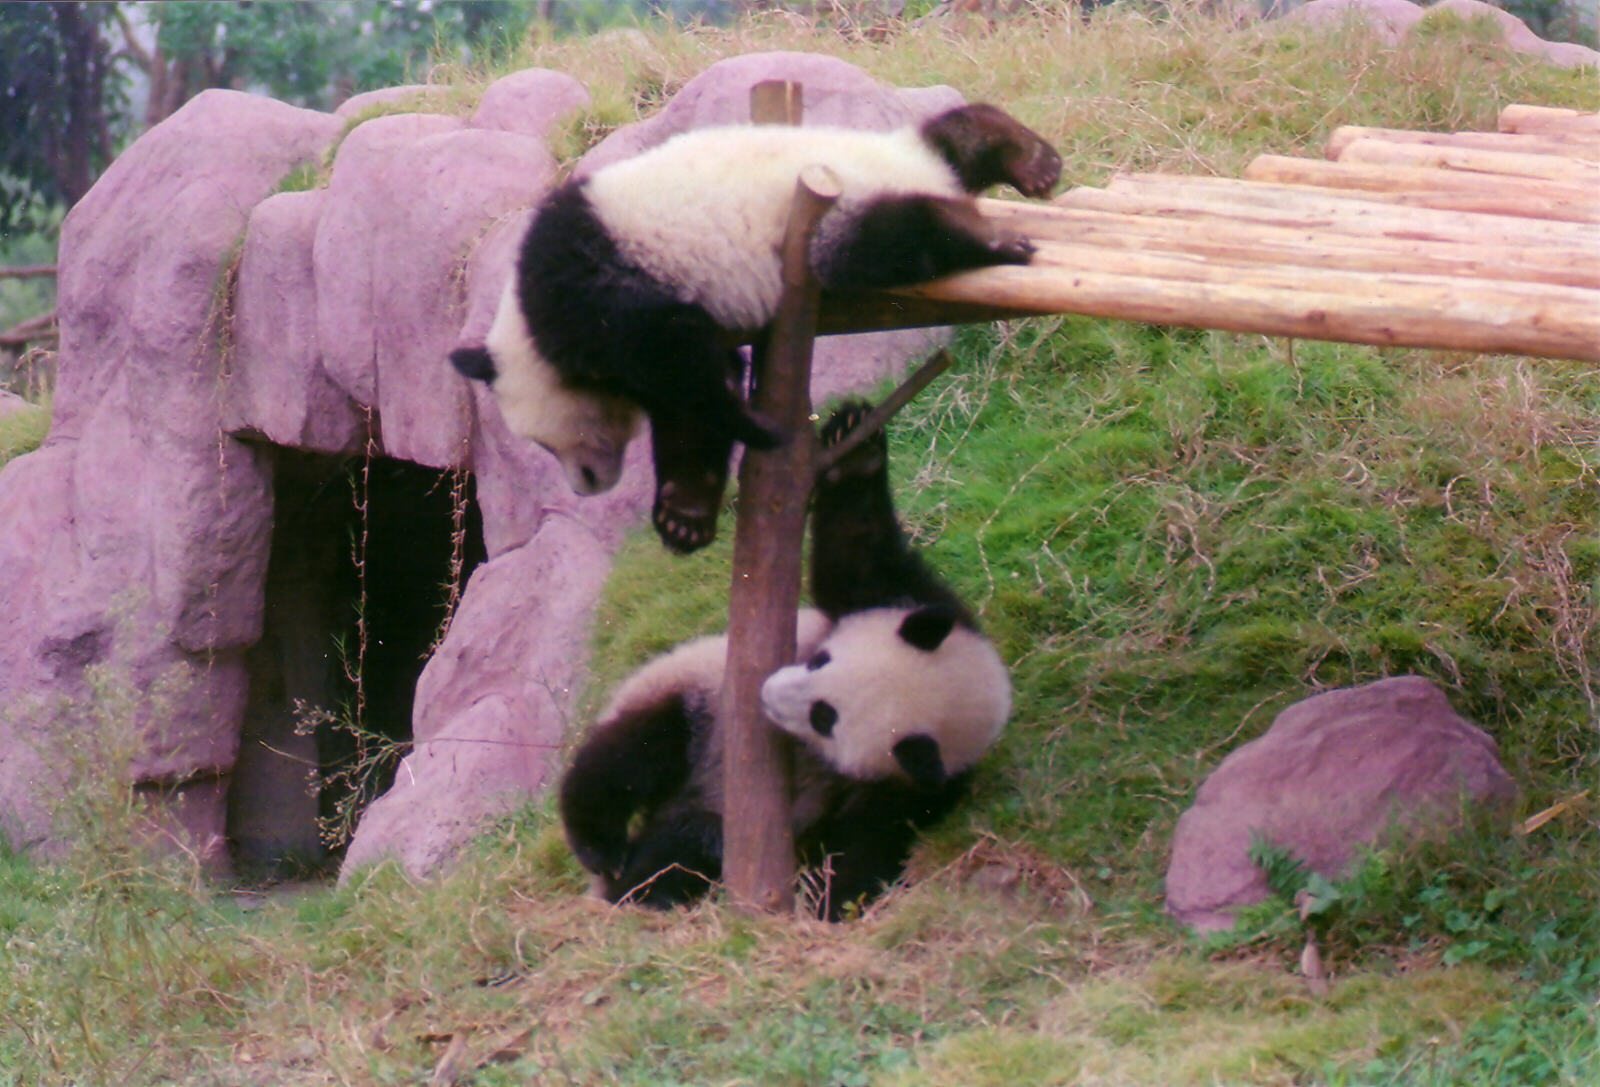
[
  {"x1": 0, "y1": 3, "x2": 125, "y2": 235},
  {"x1": 0, "y1": 1, "x2": 537, "y2": 235}
]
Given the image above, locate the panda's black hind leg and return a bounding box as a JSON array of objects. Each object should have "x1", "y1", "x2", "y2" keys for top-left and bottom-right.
[
  {"x1": 921, "y1": 103, "x2": 1063, "y2": 198},
  {"x1": 818, "y1": 398, "x2": 886, "y2": 485},
  {"x1": 648, "y1": 410, "x2": 740, "y2": 554}
]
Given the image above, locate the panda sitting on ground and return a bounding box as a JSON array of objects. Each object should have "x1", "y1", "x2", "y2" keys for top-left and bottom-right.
[
  {"x1": 451, "y1": 103, "x2": 1060, "y2": 554},
  {"x1": 559, "y1": 401, "x2": 1011, "y2": 920}
]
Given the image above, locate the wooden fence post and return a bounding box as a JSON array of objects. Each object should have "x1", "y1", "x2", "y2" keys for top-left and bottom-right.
[{"x1": 718, "y1": 82, "x2": 837, "y2": 915}]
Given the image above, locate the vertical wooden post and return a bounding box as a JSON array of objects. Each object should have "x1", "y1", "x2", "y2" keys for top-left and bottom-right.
[{"x1": 718, "y1": 83, "x2": 838, "y2": 915}]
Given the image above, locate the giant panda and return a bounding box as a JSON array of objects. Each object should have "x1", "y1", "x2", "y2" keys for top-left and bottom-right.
[
  {"x1": 558, "y1": 401, "x2": 1011, "y2": 920},
  {"x1": 451, "y1": 103, "x2": 1061, "y2": 554}
]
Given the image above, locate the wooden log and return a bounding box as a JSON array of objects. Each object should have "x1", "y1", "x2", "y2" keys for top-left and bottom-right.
[
  {"x1": 981, "y1": 200, "x2": 1600, "y2": 289},
  {"x1": 719, "y1": 132, "x2": 838, "y2": 917},
  {"x1": 1243, "y1": 154, "x2": 1600, "y2": 222},
  {"x1": 1336, "y1": 137, "x2": 1600, "y2": 185},
  {"x1": 1499, "y1": 104, "x2": 1600, "y2": 136},
  {"x1": 1019, "y1": 239, "x2": 1596, "y2": 310},
  {"x1": 0, "y1": 264, "x2": 57, "y2": 280},
  {"x1": 1074, "y1": 176, "x2": 1599, "y2": 249},
  {"x1": 887, "y1": 262, "x2": 1600, "y2": 363},
  {"x1": 1325, "y1": 125, "x2": 1600, "y2": 162}
]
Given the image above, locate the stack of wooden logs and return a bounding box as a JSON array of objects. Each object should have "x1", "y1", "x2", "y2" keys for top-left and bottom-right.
[{"x1": 888, "y1": 103, "x2": 1600, "y2": 363}]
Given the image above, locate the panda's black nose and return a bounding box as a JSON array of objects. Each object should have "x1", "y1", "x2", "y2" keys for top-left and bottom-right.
[
  {"x1": 581, "y1": 466, "x2": 598, "y2": 491},
  {"x1": 450, "y1": 346, "x2": 497, "y2": 383},
  {"x1": 809, "y1": 701, "x2": 838, "y2": 737}
]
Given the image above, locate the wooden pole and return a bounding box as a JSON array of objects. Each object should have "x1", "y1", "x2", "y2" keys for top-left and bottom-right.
[{"x1": 718, "y1": 83, "x2": 838, "y2": 915}]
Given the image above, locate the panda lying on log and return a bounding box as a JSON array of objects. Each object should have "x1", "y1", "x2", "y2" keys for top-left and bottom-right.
[
  {"x1": 451, "y1": 104, "x2": 1060, "y2": 554},
  {"x1": 559, "y1": 401, "x2": 1011, "y2": 920}
]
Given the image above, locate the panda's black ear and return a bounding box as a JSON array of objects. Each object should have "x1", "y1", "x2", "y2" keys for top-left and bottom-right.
[
  {"x1": 450, "y1": 346, "x2": 497, "y2": 383},
  {"x1": 898, "y1": 606, "x2": 957, "y2": 652},
  {"x1": 893, "y1": 734, "x2": 947, "y2": 789}
]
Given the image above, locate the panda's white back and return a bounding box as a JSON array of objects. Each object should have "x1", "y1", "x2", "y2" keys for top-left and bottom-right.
[{"x1": 582, "y1": 124, "x2": 963, "y2": 330}]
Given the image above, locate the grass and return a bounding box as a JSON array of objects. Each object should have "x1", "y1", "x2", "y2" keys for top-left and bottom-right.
[{"x1": 2, "y1": 3, "x2": 1598, "y2": 1085}]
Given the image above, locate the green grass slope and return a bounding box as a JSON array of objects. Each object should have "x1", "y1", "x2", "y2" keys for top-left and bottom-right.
[{"x1": 2, "y1": 5, "x2": 1597, "y2": 1085}]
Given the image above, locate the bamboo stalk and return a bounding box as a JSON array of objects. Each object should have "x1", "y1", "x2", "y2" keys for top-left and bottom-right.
[
  {"x1": 1325, "y1": 125, "x2": 1600, "y2": 162},
  {"x1": 1499, "y1": 104, "x2": 1600, "y2": 136},
  {"x1": 981, "y1": 200, "x2": 1600, "y2": 289},
  {"x1": 1243, "y1": 154, "x2": 1600, "y2": 222},
  {"x1": 886, "y1": 262, "x2": 1600, "y2": 362},
  {"x1": 1075, "y1": 176, "x2": 1598, "y2": 249},
  {"x1": 1336, "y1": 137, "x2": 1600, "y2": 185},
  {"x1": 720, "y1": 96, "x2": 838, "y2": 914}
]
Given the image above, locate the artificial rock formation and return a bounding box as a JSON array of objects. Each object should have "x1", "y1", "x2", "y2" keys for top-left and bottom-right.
[
  {"x1": 1165, "y1": 675, "x2": 1517, "y2": 931},
  {"x1": 0, "y1": 54, "x2": 963, "y2": 878}
]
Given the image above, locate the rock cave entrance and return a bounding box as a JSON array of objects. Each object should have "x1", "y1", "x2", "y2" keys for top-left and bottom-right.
[{"x1": 227, "y1": 447, "x2": 487, "y2": 878}]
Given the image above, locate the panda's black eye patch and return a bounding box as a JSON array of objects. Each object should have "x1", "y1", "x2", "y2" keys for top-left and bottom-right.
[
  {"x1": 806, "y1": 650, "x2": 831, "y2": 671},
  {"x1": 809, "y1": 701, "x2": 838, "y2": 737}
]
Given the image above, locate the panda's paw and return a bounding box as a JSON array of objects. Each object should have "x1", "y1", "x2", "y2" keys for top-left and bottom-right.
[
  {"x1": 653, "y1": 478, "x2": 721, "y2": 554},
  {"x1": 990, "y1": 229, "x2": 1036, "y2": 266},
  {"x1": 819, "y1": 399, "x2": 886, "y2": 482}
]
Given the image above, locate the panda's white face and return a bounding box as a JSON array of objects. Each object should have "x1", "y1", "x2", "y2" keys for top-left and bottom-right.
[
  {"x1": 473, "y1": 281, "x2": 639, "y2": 495},
  {"x1": 759, "y1": 607, "x2": 1010, "y2": 785}
]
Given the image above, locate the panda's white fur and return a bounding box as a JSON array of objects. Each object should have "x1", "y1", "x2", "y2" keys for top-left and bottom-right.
[
  {"x1": 583, "y1": 124, "x2": 964, "y2": 330},
  {"x1": 760, "y1": 607, "x2": 1011, "y2": 782},
  {"x1": 481, "y1": 281, "x2": 638, "y2": 495},
  {"x1": 601, "y1": 607, "x2": 833, "y2": 728}
]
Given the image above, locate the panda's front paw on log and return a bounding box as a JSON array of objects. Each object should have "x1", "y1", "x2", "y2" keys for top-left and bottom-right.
[
  {"x1": 819, "y1": 399, "x2": 887, "y2": 483},
  {"x1": 990, "y1": 229, "x2": 1036, "y2": 266},
  {"x1": 653, "y1": 477, "x2": 724, "y2": 554}
]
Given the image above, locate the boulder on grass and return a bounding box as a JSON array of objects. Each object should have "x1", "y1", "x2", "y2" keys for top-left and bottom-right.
[{"x1": 1165, "y1": 675, "x2": 1517, "y2": 931}]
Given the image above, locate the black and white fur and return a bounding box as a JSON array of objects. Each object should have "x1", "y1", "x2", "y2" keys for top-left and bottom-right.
[
  {"x1": 451, "y1": 104, "x2": 1060, "y2": 554},
  {"x1": 558, "y1": 402, "x2": 1011, "y2": 920}
]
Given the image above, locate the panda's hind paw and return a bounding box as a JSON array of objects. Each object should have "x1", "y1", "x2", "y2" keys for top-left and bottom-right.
[
  {"x1": 653, "y1": 479, "x2": 720, "y2": 554},
  {"x1": 819, "y1": 400, "x2": 887, "y2": 481}
]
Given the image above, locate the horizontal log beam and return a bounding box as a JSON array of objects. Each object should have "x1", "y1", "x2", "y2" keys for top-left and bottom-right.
[
  {"x1": 980, "y1": 200, "x2": 1599, "y2": 289},
  {"x1": 1336, "y1": 137, "x2": 1600, "y2": 185},
  {"x1": 1325, "y1": 125, "x2": 1600, "y2": 162},
  {"x1": 1076, "y1": 176, "x2": 1598, "y2": 248},
  {"x1": 1243, "y1": 154, "x2": 1600, "y2": 222},
  {"x1": 1499, "y1": 104, "x2": 1600, "y2": 136}
]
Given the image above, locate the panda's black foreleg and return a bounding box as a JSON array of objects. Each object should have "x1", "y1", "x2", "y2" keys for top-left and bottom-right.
[
  {"x1": 810, "y1": 401, "x2": 971, "y2": 622},
  {"x1": 607, "y1": 803, "x2": 723, "y2": 909},
  {"x1": 559, "y1": 697, "x2": 695, "y2": 882},
  {"x1": 800, "y1": 777, "x2": 974, "y2": 921},
  {"x1": 816, "y1": 195, "x2": 1035, "y2": 293}
]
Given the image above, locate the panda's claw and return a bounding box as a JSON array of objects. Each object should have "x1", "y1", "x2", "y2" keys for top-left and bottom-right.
[{"x1": 819, "y1": 400, "x2": 887, "y2": 481}]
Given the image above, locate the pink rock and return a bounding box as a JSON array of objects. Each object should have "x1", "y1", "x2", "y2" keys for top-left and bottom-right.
[
  {"x1": 0, "y1": 390, "x2": 31, "y2": 420},
  {"x1": 341, "y1": 516, "x2": 614, "y2": 875},
  {"x1": 1283, "y1": 0, "x2": 1426, "y2": 43},
  {"x1": 335, "y1": 84, "x2": 455, "y2": 119},
  {"x1": 228, "y1": 188, "x2": 366, "y2": 453},
  {"x1": 1428, "y1": 0, "x2": 1600, "y2": 68},
  {"x1": 1165, "y1": 676, "x2": 1517, "y2": 931},
  {"x1": 314, "y1": 113, "x2": 464, "y2": 408},
  {"x1": 0, "y1": 90, "x2": 340, "y2": 854},
  {"x1": 471, "y1": 68, "x2": 591, "y2": 140}
]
